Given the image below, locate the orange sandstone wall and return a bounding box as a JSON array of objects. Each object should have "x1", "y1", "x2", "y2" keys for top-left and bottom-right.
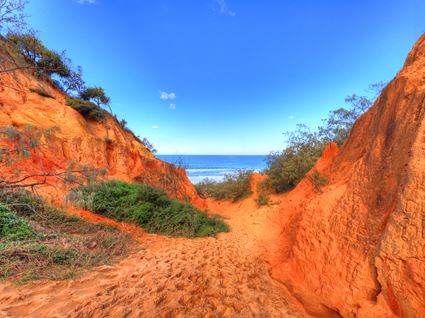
[
  {"x1": 268, "y1": 33, "x2": 425, "y2": 318},
  {"x1": 0, "y1": 67, "x2": 204, "y2": 208}
]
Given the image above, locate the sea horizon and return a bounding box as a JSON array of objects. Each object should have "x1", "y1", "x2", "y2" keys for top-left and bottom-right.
[{"x1": 158, "y1": 154, "x2": 268, "y2": 184}]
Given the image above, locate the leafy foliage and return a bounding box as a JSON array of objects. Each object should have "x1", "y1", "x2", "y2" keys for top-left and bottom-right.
[
  {"x1": 265, "y1": 83, "x2": 385, "y2": 193},
  {"x1": 7, "y1": 32, "x2": 71, "y2": 78},
  {"x1": 79, "y1": 86, "x2": 111, "y2": 109},
  {"x1": 0, "y1": 203, "x2": 34, "y2": 241},
  {"x1": 265, "y1": 125, "x2": 325, "y2": 193},
  {"x1": 66, "y1": 97, "x2": 107, "y2": 122},
  {"x1": 195, "y1": 170, "x2": 253, "y2": 202},
  {"x1": 67, "y1": 180, "x2": 228, "y2": 237}
]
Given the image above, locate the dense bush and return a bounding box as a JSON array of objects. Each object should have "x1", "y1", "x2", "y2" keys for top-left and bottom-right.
[
  {"x1": 195, "y1": 170, "x2": 253, "y2": 202},
  {"x1": 66, "y1": 97, "x2": 107, "y2": 122},
  {"x1": 67, "y1": 181, "x2": 228, "y2": 237},
  {"x1": 266, "y1": 125, "x2": 325, "y2": 193},
  {"x1": 265, "y1": 83, "x2": 385, "y2": 193}
]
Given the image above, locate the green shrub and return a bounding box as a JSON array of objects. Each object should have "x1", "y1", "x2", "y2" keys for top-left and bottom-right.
[
  {"x1": 266, "y1": 140, "x2": 324, "y2": 193},
  {"x1": 66, "y1": 97, "x2": 107, "y2": 122},
  {"x1": 195, "y1": 170, "x2": 253, "y2": 202},
  {"x1": 0, "y1": 204, "x2": 34, "y2": 241},
  {"x1": 29, "y1": 87, "x2": 55, "y2": 99},
  {"x1": 67, "y1": 180, "x2": 228, "y2": 237},
  {"x1": 256, "y1": 193, "x2": 269, "y2": 206}
]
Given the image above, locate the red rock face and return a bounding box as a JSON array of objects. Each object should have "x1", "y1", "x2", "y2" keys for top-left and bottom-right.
[
  {"x1": 0, "y1": 67, "x2": 204, "y2": 208},
  {"x1": 268, "y1": 33, "x2": 425, "y2": 317}
]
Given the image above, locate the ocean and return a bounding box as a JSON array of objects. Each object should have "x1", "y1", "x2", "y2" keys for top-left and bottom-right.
[{"x1": 157, "y1": 155, "x2": 268, "y2": 184}]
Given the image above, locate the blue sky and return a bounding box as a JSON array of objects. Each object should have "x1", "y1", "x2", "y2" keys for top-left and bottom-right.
[{"x1": 27, "y1": 0, "x2": 425, "y2": 154}]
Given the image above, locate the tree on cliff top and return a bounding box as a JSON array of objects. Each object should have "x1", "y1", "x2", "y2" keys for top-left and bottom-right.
[
  {"x1": 7, "y1": 32, "x2": 71, "y2": 78},
  {"x1": 265, "y1": 82, "x2": 385, "y2": 193},
  {"x1": 79, "y1": 86, "x2": 113, "y2": 114},
  {"x1": 142, "y1": 137, "x2": 157, "y2": 154}
]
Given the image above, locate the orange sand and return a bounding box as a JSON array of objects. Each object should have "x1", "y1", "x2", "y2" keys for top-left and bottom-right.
[{"x1": 0, "y1": 197, "x2": 306, "y2": 318}]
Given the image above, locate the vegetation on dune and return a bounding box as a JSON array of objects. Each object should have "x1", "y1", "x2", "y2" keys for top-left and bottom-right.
[
  {"x1": 0, "y1": 203, "x2": 34, "y2": 241},
  {"x1": 7, "y1": 32, "x2": 71, "y2": 78},
  {"x1": 0, "y1": 1, "x2": 155, "y2": 155},
  {"x1": 264, "y1": 83, "x2": 385, "y2": 193},
  {"x1": 66, "y1": 97, "x2": 107, "y2": 123},
  {"x1": 2, "y1": 30, "x2": 156, "y2": 151},
  {"x1": 0, "y1": 189, "x2": 131, "y2": 283},
  {"x1": 256, "y1": 192, "x2": 270, "y2": 206},
  {"x1": 79, "y1": 86, "x2": 113, "y2": 114},
  {"x1": 195, "y1": 170, "x2": 253, "y2": 202},
  {"x1": 67, "y1": 180, "x2": 228, "y2": 237},
  {"x1": 141, "y1": 137, "x2": 158, "y2": 154}
]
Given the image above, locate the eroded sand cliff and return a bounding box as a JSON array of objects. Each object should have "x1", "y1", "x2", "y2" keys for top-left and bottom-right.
[{"x1": 267, "y1": 33, "x2": 425, "y2": 318}]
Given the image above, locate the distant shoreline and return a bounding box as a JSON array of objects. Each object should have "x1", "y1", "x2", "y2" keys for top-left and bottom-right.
[{"x1": 158, "y1": 155, "x2": 267, "y2": 183}]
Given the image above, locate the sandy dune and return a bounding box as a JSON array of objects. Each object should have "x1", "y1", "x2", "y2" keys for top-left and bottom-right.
[{"x1": 0, "y1": 198, "x2": 304, "y2": 318}]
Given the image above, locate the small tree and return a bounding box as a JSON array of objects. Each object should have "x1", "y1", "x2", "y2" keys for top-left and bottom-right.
[
  {"x1": 79, "y1": 86, "x2": 112, "y2": 114},
  {"x1": 142, "y1": 137, "x2": 157, "y2": 154},
  {"x1": 60, "y1": 65, "x2": 85, "y2": 94},
  {"x1": 119, "y1": 119, "x2": 127, "y2": 128}
]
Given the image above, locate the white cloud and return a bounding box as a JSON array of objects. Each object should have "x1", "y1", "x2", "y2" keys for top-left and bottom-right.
[
  {"x1": 215, "y1": 0, "x2": 236, "y2": 17},
  {"x1": 152, "y1": 125, "x2": 160, "y2": 129},
  {"x1": 77, "y1": 0, "x2": 96, "y2": 4},
  {"x1": 289, "y1": 115, "x2": 295, "y2": 120},
  {"x1": 169, "y1": 103, "x2": 176, "y2": 110},
  {"x1": 159, "y1": 91, "x2": 176, "y2": 100}
]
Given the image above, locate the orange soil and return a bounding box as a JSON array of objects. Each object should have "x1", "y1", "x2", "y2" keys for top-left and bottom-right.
[{"x1": 0, "y1": 197, "x2": 306, "y2": 318}]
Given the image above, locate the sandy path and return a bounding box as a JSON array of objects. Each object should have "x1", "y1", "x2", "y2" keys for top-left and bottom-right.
[{"x1": 0, "y1": 199, "x2": 304, "y2": 318}]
